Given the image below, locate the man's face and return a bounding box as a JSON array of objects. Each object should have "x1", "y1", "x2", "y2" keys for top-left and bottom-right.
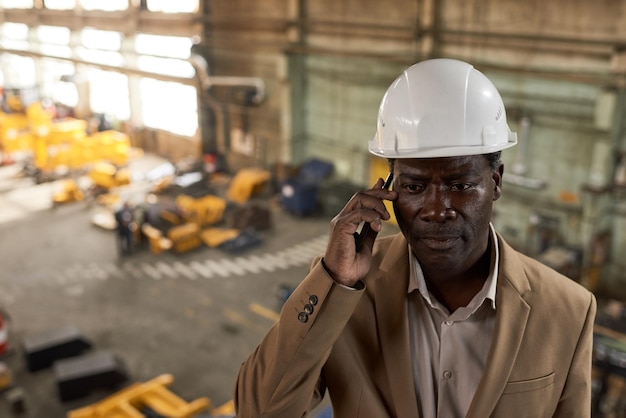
[{"x1": 392, "y1": 155, "x2": 503, "y2": 277}]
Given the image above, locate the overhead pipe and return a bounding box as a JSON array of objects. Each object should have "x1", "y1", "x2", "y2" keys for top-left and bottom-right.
[{"x1": 188, "y1": 53, "x2": 265, "y2": 105}]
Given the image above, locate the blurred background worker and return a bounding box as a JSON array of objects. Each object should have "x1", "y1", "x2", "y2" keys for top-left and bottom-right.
[
  {"x1": 114, "y1": 201, "x2": 135, "y2": 256},
  {"x1": 234, "y1": 59, "x2": 597, "y2": 418}
]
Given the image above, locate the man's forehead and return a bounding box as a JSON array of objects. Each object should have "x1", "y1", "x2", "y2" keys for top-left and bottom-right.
[{"x1": 394, "y1": 155, "x2": 488, "y2": 172}]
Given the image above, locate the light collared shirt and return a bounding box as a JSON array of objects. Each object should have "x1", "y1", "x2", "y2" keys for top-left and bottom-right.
[{"x1": 408, "y1": 224, "x2": 500, "y2": 418}]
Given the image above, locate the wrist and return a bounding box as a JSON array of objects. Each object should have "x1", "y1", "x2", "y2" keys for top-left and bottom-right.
[{"x1": 321, "y1": 257, "x2": 363, "y2": 290}]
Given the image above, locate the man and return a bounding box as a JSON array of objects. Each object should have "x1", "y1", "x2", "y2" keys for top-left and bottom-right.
[
  {"x1": 234, "y1": 59, "x2": 596, "y2": 417},
  {"x1": 114, "y1": 201, "x2": 135, "y2": 256}
]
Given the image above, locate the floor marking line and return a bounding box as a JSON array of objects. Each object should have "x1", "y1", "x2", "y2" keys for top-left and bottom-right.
[{"x1": 249, "y1": 303, "x2": 280, "y2": 322}]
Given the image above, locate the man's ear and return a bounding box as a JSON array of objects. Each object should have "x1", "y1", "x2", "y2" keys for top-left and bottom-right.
[{"x1": 493, "y1": 163, "x2": 504, "y2": 201}]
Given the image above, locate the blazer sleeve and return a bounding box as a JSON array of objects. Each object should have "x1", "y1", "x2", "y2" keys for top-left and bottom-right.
[
  {"x1": 234, "y1": 258, "x2": 365, "y2": 418},
  {"x1": 554, "y1": 291, "x2": 597, "y2": 417}
]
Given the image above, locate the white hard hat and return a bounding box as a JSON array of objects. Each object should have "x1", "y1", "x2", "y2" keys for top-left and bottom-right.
[{"x1": 369, "y1": 58, "x2": 517, "y2": 158}]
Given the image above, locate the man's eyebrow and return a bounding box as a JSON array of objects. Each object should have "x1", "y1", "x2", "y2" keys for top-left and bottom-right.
[
  {"x1": 442, "y1": 170, "x2": 483, "y2": 180},
  {"x1": 398, "y1": 169, "x2": 482, "y2": 180}
]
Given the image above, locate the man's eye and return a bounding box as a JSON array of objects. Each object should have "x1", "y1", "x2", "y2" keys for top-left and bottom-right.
[
  {"x1": 404, "y1": 184, "x2": 425, "y2": 193},
  {"x1": 450, "y1": 183, "x2": 472, "y2": 191}
]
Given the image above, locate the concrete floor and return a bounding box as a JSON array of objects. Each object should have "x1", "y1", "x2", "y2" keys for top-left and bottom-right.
[{"x1": 0, "y1": 156, "x2": 380, "y2": 417}]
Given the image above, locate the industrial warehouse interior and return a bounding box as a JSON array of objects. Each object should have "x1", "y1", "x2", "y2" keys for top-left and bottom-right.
[{"x1": 1, "y1": 0, "x2": 626, "y2": 417}]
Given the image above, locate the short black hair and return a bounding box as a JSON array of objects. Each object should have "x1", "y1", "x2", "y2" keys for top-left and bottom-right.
[
  {"x1": 386, "y1": 151, "x2": 502, "y2": 173},
  {"x1": 483, "y1": 151, "x2": 502, "y2": 171}
]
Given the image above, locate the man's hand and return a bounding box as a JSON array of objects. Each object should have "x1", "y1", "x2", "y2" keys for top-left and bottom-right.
[{"x1": 323, "y1": 177, "x2": 397, "y2": 287}]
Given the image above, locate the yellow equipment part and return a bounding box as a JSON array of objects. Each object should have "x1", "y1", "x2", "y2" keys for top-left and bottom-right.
[
  {"x1": 89, "y1": 130, "x2": 132, "y2": 167},
  {"x1": 227, "y1": 168, "x2": 271, "y2": 203},
  {"x1": 88, "y1": 163, "x2": 131, "y2": 190},
  {"x1": 167, "y1": 222, "x2": 201, "y2": 253},
  {"x1": 0, "y1": 112, "x2": 32, "y2": 153},
  {"x1": 66, "y1": 373, "x2": 210, "y2": 418},
  {"x1": 53, "y1": 179, "x2": 85, "y2": 204},
  {"x1": 211, "y1": 400, "x2": 235, "y2": 416},
  {"x1": 175, "y1": 194, "x2": 226, "y2": 226},
  {"x1": 199, "y1": 227, "x2": 240, "y2": 248},
  {"x1": 32, "y1": 118, "x2": 88, "y2": 171},
  {"x1": 141, "y1": 224, "x2": 173, "y2": 254}
]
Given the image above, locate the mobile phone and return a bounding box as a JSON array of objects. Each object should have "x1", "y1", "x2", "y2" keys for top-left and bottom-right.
[{"x1": 354, "y1": 172, "x2": 393, "y2": 252}]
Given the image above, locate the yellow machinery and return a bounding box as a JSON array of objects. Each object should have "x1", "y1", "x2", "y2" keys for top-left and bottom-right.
[
  {"x1": 88, "y1": 162, "x2": 131, "y2": 190},
  {"x1": 167, "y1": 222, "x2": 202, "y2": 254},
  {"x1": 52, "y1": 179, "x2": 85, "y2": 205},
  {"x1": 66, "y1": 373, "x2": 210, "y2": 418},
  {"x1": 175, "y1": 194, "x2": 226, "y2": 227},
  {"x1": 0, "y1": 101, "x2": 134, "y2": 175},
  {"x1": 141, "y1": 223, "x2": 173, "y2": 255},
  {"x1": 199, "y1": 227, "x2": 240, "y2": 248},
  {"x1": 147, "y1": 194, "x2": 227, "y2": 254},
  {"x1": 0, "y1": 110, "x2": 31, "y2": 154},
  {"x1": 227, "y1": 168, "x2": 271, "y2": 203}
]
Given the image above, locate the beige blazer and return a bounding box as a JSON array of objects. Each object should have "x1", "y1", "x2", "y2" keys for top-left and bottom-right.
[{"x1": 235, "y1": 232, "x2": 597, "y2": 418}]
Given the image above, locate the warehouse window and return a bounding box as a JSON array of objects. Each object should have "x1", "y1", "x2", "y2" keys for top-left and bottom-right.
[
  {"x1": 89, "y1": 69, "x2": 130, "y2": 121},
  {"x1": 135, "y1": 34, "x2": 192, "y2": 59},
  {"x1": 135, "y1": 33, "x2": 194, "y2": 78},
  {"x1": 1, "y1": 55, "x2": 36, "y2": 88},
  {"x1": 135, "y1": 33, "x2": 197, "y2": 136},
  {"x1": 44, "y1": 0, "x2": 75, "y2": 10},
  {"x1": 0, "y1": 0, "x2": 34, "y2": 8},
  {"x1": 37, "y1": 25, "x2": 72, "y2": 58},
  {"x1": 77, "y1": 28, "x2": 124, "y2": 66},
  {"x1": 81, "y1": 28, "x2": 122, "y2": 51},
  {"x1": 0, "y1": 22, "x2": 29, "y2": 50},
  {"x1": 40, "y1": 59, "x2": 77, "y2": 107},
  {"x1": 81, "y1": 0, "x2": 127, "y2": 11},
  {"x1": 146, "y1": 0, "x2": 198, "y2": 13},
  {"x1": 140, "y1": 78, "x2": 197, "y2": 137}
]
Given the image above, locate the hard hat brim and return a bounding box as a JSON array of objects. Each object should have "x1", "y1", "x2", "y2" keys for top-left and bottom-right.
[{"x1": 368, "y1": 137, "x2": 518, "y2": 159}]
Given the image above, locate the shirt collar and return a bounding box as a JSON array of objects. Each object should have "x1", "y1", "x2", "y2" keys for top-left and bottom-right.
[{"x1": 407, "y1": 223, "x2": 500, "y2": 310}]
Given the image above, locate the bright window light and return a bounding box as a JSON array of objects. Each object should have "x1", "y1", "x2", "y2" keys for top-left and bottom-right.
[
  {"x1": 0, "y1": 0, "x2": 34, "y2": 8},
  {"x1": 135, "y1": 34, "x2": 192, "y2": 59},
  {"x1": 140, "y1": 78, "x2": 197, "y2": 137},
  {"x1": 1, "y1": 55, "x2": 36, "y2": 88},
  {"x1": 81, "y1": 28, "x2": 122, "y2": 51},
  {"x1": 53, "y1": 81, "x2": 79, "y2": 107},
  {"x1": 44, "y1": 0, "x2": 76, "y2": 10},
  {"x1": 37, "y1": 25, "x2": 72, "y2": 57},
  {"x1": 81, "y1": 0, "x2": 127, "y2": 11},
  {"x1": 0, "y1": 22, "x2": 29, "y2": 50},
  {"x1": 146, "y1": 0, "x2": 198, "y2": 13},
  {"x1": 40, "y1": 58, "x2": 76, "y2": 106},
  {"x1": 76, "y1": 48, "x2": 124, "y2": 66},
  {"x1": 1, "y1": 23, "x2": 29, "y2": 40},
  {"x1": 137, "y1": 56, "x2": 195, "y2": 78},
  {"x1": 89, "y1": 69, "x2": 130, "y2": 121},
  {"x1": 37, "y1": 26, "x2": 71, "y2": 44}
]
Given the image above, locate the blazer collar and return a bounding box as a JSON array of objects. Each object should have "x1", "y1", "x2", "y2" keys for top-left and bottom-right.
[
  {"x1": 466, "y1": 233, "x2": 531, "y2": 417},
  {"x1": 371, "y1": 233, "x2": 420, "y2": 418}
]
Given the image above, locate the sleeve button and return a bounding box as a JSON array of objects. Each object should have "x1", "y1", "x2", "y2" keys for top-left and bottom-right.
[
  {"x1": 303, "y1": 303, "x2": 314, "y2": 314},
  {"x1": 309, "y1": 295, "x2": 318, "y2": 306},
  {"x1": 297, "y1": 312, "x2": 309, "y2": 323}
]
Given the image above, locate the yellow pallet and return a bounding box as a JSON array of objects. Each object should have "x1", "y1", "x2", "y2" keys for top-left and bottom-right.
[
  {"x1": 67, "y1": 374, "x2": 210, "y2": 418},
  {"x1": 227, "y1": 168, "x2": 271, "y2": 204}
]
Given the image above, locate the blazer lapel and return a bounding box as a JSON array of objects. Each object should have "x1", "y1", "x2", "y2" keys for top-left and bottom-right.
[
  {"x1": 466, "y1": 235, "x2": 531, "y2": 418},
  {"x1": 372, "y1": 234, "x2": 420, "y2": 418}
]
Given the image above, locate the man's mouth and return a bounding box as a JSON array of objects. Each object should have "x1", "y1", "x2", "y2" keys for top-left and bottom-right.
[{"x1": 419, "y1": 236, "x2": 460, "y2": 251}]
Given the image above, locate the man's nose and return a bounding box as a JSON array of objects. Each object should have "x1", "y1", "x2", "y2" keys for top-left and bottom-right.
[{"x1": 418, "y1": 188, "x2": 456, "y2": 222}]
